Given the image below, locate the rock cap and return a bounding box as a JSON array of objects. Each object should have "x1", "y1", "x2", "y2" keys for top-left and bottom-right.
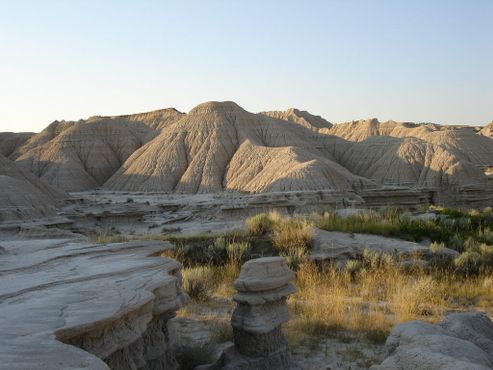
[{"x1": 234, "y1": 256, "x2": 295, "y2": 292}]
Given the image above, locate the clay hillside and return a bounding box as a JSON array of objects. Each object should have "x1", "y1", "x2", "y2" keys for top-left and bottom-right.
[
  {"x1": 8, "y1": 108, "x2": 184, "y2": 191},
  {"x1": 2, "y1": 101, "x2": 492, "y2": 206},
  {"x1": 0, "y1": 132, "x2": 34, "y2": 157},
  {"x1": 0, "y1": 154, "x2": 65, "y2": 221},
  {"x1": 261, "y1": 108, "x2": 333, "y2": 130},
  {"x1": 104, "y1": 101, "x2": 368, "y2": 193}
]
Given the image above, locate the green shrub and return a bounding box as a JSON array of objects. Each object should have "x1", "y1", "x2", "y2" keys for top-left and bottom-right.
[
  {"x1": 206, "y1": 237, "x2": 227, "y2": 264},
  {"x1": 477, "y1": 227, "x2": 493, "y2": 245}
]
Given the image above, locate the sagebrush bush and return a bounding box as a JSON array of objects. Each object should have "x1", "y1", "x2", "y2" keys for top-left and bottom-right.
[{"x1": 477, "y1": 227, "x2": 493, "y2": 245}]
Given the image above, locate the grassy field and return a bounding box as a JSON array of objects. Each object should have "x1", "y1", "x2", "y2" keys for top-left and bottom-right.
[
  {"x1": 163, "y1": 207, "x2": 493, "y2": 351},
  {"x1": 90, "y1": 206, "x2": 493, "y2": 363}
]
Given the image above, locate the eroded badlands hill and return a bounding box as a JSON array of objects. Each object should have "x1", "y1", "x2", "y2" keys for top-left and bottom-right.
[
  {"x1": 104, "y1": 102, "x2": 367, "y2": 193},
  {"x1": 0, "y1": 132, "x2": 33, "y2": 157},
  {"x1": 261, "y1": 108, "x2": 332, "y2": 130},
  {"x1": 480, "y1": 121, "x2": 493, "y2": 138},
  {"x1": 10, "y1": 109, "x2": 183, "y2": 191},
  {"x1": 0, "y1": 154, "x2": 65, "y2": 220},
  {"x1": 2, "y1": 101, "x2": 492, "y2": 207}
]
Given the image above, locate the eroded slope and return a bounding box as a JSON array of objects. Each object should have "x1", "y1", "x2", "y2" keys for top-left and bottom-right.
[
  {"x1": 104, "y1": 101, "x2": 368, "y2": 193},
  {"x1": 11, "y1": 109, "x2": 183, "y2": 191}
]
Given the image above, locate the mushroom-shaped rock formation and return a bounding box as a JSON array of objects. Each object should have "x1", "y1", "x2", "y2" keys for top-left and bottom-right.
[{"x1": 199, "y1": 257, "x2": 299, "y2": 370}]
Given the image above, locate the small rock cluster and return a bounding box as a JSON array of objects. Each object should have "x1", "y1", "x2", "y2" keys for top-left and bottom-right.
[{"x1": 199, "y1": 256, "x2": 299, "y2": 370}]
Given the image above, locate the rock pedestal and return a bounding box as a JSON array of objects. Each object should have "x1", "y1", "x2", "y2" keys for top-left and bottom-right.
[{"x1": 199, "y1": 256, "x2": 299, "y2": 370}]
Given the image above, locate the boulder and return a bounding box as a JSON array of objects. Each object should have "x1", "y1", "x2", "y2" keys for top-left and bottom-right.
[
  {"x1": 310, "y1": 227, "x2": 458, "y2": 267},
  {"x1": 372, "y1": 312, "x2": 493, "y2": 370}
]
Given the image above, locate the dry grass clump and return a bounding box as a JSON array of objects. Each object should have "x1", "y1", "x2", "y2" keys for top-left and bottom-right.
[
  {"x1": 246, "y1": 213, "x2": 274, "y2": 235},
  {"x1": 245, "y1": 211, "x2": 313, "y2": 256},
  {"x1": 180, "y1": 241, "x2": 251, "y2": 302},
  {"x1": 287, "y1": 256, "x2": 492, "y2": 341},
  {"x1": 287, "y1": 260, "x2": 392, "y2": 341},
  {"x1": 182, "y1": 266, "x2": 218, "y2": 302},
  {"x1": 177, "y1": 208, "x2": 493, "y2": 349},
  {"x1": 271, "y1": 217, "x2": 313, "y2": 254},
  {"x1": 179, "y1": 252, "x2": 492, "y2": 350}
]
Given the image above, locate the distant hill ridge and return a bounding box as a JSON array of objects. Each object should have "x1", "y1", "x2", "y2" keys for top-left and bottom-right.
[{"x1": 1, "y1": 101, "x2": 492, "y2": 207}]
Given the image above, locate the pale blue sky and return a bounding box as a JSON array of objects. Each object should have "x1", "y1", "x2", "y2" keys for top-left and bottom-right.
[{"x1": 0, "y1": 0, "x2": 492, "y2": 132}]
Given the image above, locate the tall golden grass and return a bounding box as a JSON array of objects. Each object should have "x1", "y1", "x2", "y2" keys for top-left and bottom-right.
[
  {"x1": 177, "y1": 209, "x2": 493, "y2": 344},
  {"x1": 181, "y1": 258, "x2": 493, "y2": 342}
]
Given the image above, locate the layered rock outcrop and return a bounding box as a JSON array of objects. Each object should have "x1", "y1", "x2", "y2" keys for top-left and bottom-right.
[
  {"x1": 310, "y1": 227, "x2": 458, "y2": 267},
  {"x1": 0, "y1": 239, "x2": 189, "y2": 370},
  {"x1": 200, "y1": 257, "x2": 299, "y2": 370},
  {"x1": 372, "y1": 312, "x2": 493, "y2": 370}
]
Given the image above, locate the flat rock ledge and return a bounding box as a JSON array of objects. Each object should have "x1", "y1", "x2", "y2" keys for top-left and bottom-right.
[
  {"x1": 310, "y1": 228, "x2": 458, "y2": 266},
  {"x1": 0, "y1": 239, "x2": 189, "y2": 370},
  {"x1": 199, "y1": 257, "x2": 300, "y2": 370},
  {"x1": 372, "y1": 312, "x2": 493, "y2": 370}
]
